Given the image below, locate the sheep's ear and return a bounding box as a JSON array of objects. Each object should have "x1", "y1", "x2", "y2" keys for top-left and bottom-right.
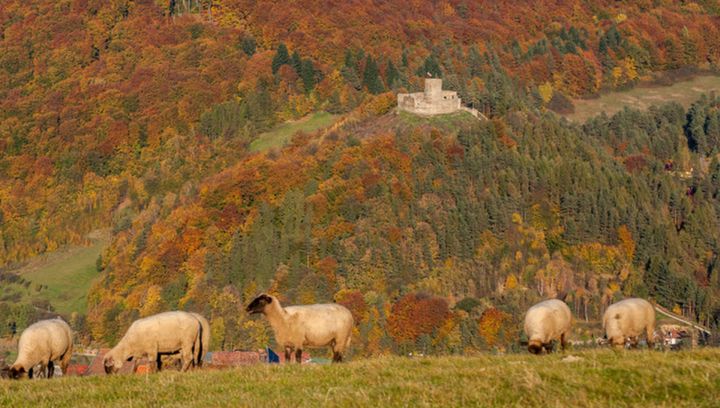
[{"x1": 263, "y1": 295, "x2": 273, "y2": 304}]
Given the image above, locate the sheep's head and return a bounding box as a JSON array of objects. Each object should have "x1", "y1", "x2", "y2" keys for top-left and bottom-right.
[
  {"x1": 527, "y1": 340, "x2": 544, "y2": 355},
  {"x1": 608, "y1": 335, "x2": 626, "y2": 348},
  {"x1": 103, "y1": 353, "x2": 122, "y2": 375},
  {"x1": 246, "y1": 294, "x2": 273, "y2": 314},
  {"x1": 8, "y1": 365, "x2": 26, "y2": 380}
]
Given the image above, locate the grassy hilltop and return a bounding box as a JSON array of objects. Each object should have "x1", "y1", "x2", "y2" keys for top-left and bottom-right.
[{"x1": 1, "y1": 350, "x2": 719, "y2": 407}]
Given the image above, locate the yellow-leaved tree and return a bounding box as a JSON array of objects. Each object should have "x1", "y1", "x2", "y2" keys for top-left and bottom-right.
[{"x1": 538, "y1": 82, "x2": 554, "y2": 104}]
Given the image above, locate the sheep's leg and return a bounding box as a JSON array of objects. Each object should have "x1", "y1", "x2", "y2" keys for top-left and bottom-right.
[
  {"x1": 332, "y1": 351, "x2": 343, "y2": 363},
  {"x1": 284, "y1": 347, "x2": 292, "y2": 364},
  {"x1": 60, "y1": 349, "x2": 72, "y2": 374},
  {"x1": 47, "y1": 361, "x2": 54, "y2": 379},
  {"x1": 295, "y1": 349, "x2": 303, "y2": 364},
  {"x1": 147, "y1": 352, "x2": 159, "y2": 373},
  {"x1": 27, "y1": 367, "x2": 33, "y2": 379},
  {"x1": 646, "y1": 326, "x2": 655, "y2": 350},
  {"x1": 180, "y1": 353, "x2": 193, "y2": 372},
  {"x1": 37, "y1": 363, "x2": 47, "y2": 379},
  {"x1": 560, "y1": 333, "x2": 567, "y2": 351},
  {"x1": 180, "y1": 343, "x2": 194, "y2": 372},
  {"x1": 629, "y1": 336, "x2": 639, "y2": 349},
  {"x1": 332, "y1": 338, "x2": 346, "y2": 363}
]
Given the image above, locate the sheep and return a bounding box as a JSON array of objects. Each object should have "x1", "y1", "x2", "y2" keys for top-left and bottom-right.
[
  {"x1": 9, "y1": 318, "x2": 73, "y2": 379},
  {"x1": 190, "y1": 313, "x2": 210, "y2": 367},
  {"x1": 103, "y1": 311, "x2": 201, "y2": 374},
  {"x1": 246, "y1": 294, "x2": 354, "y2": 363},
  {"x1": 603, "y1": 298, "x2": 656, "y2": 349},
  {"x1": 523, "y1": 299, "x2": 573, "y2": 354}
]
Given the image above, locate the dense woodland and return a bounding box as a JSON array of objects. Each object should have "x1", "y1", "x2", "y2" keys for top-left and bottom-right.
[{"x1": 1, "y1": 0, "x2": 720, "y2": 354}]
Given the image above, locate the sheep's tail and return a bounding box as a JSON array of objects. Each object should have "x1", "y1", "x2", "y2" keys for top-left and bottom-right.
[
  {"x1": 193, "y1": 323, "x2": 202, "y2": 367},
  {"x1": 345, "y1": 315, "x2": 354, "y2": 349}
]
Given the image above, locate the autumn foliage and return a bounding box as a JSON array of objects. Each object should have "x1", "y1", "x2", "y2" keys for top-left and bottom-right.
[{"x1": 387, "y1": 293, "x2": 451, "y2": 345}]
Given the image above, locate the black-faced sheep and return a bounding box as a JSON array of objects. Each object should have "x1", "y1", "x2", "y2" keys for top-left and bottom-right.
[
  {"x1": 246, "y1": 294, "x2": 353, "y2": 363},
  {"x1": 524, "y1": 299, "x2": 572, "y2": 354},
  {"x1": 103, "y1": 311, "x2": 201, "y2": 374},
  {"x1": 9, "y1": 318, "x2": 73, "y2": 379},
  {"x1": 603, "y1": 298, "x2": 655, "y2": 349}
]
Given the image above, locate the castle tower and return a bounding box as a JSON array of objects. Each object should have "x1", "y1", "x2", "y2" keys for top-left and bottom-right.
[
  {"x1": 424, "y1": 78, "x2": 443, "y2": 103},
  {"x1": 398, "y1": 77, "x2": 485, "y2": 119}
]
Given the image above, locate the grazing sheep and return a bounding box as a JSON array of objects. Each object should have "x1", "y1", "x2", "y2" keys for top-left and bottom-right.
[
  {"x1": 190, "y1": 313, "x2": 210, "y2": 367},
  {"x1": 524, "y1": 299, "x2": 573, "y2": 354},
  {"x1": 9, "y1": 318, "x2": 73, "y2": 379},
  {"x1": 103, "y1": 311, "x2": 201, "y2": 374},
  {"x1": 603, "y1": 298, "x2": 655, "y2": 349},
  {"x1": 246, "y1": 294, "x2": 354, "y2": 363}
]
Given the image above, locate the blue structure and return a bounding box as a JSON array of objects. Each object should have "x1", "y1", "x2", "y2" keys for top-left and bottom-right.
[{"x1": 267, "y1": 347, "x2": 280, "y2": 363}]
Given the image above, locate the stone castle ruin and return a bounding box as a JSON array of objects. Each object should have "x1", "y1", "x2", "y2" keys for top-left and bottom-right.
[{"x1": 397, "y1": 78, "x2": 485, "y2": 119}]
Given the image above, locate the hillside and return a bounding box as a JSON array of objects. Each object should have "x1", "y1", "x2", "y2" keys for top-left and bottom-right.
[
  {"x1": 87, "y1": 94, "x2": 720, "y2": 353},
  {"x1": 1, "y1": 350, "x2": 719, "y2": 407},
  {"x1": 0, "y1": 229, "x2": 108, "y2": 342},
  {"x1": 1, "y1": 0, "x2": 720, "y2": 350},
  {"x1": 2, "y1": 0, "x2": 720, "y2": 267}
]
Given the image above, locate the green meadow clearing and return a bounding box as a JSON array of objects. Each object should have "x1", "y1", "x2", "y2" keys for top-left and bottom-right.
[
  {"x1": 1, "y1": 350, "x2": 719, "y2": 407},
  {"x1": 249, "y1": 112, "x2": 339, "y2": 152},
  {"x1": 566, "y1": 75, "x2": 720, "y2": 123},
  {"x1": 2, "y1": 230, "x2": 109, "y2": 315}
]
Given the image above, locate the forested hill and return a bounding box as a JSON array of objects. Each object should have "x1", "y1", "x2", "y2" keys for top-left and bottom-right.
[
  {"x1": 88, "y1": 100, "x2": 720, "y2": 353},
  {"x1": 1, "y1": 1, "x2": 720, "y2": 352},
  {"x1": 2, "y1": 0, "x2": 719, "y2": 266}
]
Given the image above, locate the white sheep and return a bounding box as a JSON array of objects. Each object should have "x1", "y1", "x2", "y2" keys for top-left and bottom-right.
[
  {"x1": 524, "y1": 299, "x2": 572, "y2": 354},
  {"x1": 246, "y1": 294, "x2": 354, "y2": 363},
  {"x1": 103, "y1": 311, "x2": 201, "y2": 374},
  {"x1": 9, "y1": 318, "x2": 73, "y2": 379},
  {"x1": 603, "y1": 298, "x2": 656, "y2": 349}
]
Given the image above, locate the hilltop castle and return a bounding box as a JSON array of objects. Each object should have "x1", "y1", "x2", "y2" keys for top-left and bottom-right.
[{"x1": 397, "y1": 78, "x2": 462, "y2": 116}]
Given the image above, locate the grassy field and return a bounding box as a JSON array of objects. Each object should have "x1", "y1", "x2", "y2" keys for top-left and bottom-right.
[
  {"x1": 1, "y1": 350, "x2": 719, "y2": 407},
  {"x1": 250, "y1": 112, "x2": 339, "y2": 152},
  {"x1": 566, "y1": 75, "x2": 720, "y2": 123},
  {"x1": 5, "y1": 230, "x2": 110, "y2": 315}
]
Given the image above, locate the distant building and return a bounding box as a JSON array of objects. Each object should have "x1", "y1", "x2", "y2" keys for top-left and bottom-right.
[
  {"x1": 397, "y1": 78, "x2": 485, "y2": 119},
  {"x1": 397, "y1": 78, "x2": 461, "y2": 116}
]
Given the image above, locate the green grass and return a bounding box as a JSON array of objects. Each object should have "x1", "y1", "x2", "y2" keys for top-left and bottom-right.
[
  {"x1": 8, "y1": 230, "x2": 110, "y2": 315},
  {"x1": 2, "y1": 350, "x2": 719, "y2": 407},
  {"x1": 566, "y1": 75, "x2": 720, "y2": 123},
  {"x1": 250, "y1": 112, "x2": 339, "y2": 152}
]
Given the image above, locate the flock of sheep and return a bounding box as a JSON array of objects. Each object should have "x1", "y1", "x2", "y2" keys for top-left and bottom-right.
[
  {"x1": 4, "y1": 293, "x2": 655, "y2": 379},
  {"x1": 524, "y1": 297, "x2": 655, "y2": 354}
]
